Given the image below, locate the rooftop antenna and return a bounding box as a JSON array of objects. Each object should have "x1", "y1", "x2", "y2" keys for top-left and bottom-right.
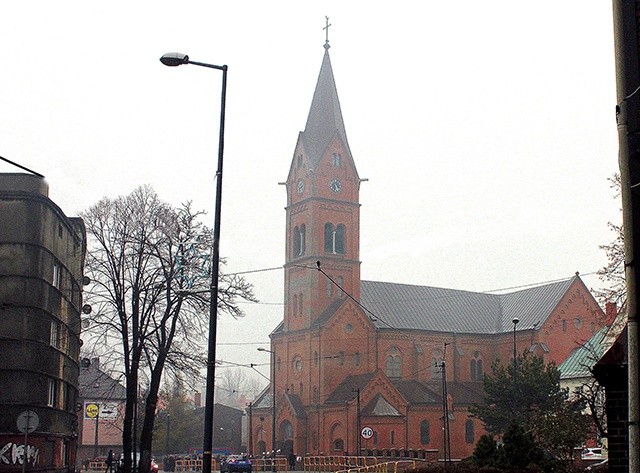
[{"x1": 0, "y1": 155, "x2": 44, "y2": 178}]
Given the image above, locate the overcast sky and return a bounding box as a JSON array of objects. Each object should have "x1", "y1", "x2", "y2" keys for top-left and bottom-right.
[{"x1": 0, "y1": 2, "x2": 620, "y2": 388}]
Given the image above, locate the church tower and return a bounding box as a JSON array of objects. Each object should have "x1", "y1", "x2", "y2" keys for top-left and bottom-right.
[{"x1": 283, "y1": 41, "x2": 361, "y2": 332}]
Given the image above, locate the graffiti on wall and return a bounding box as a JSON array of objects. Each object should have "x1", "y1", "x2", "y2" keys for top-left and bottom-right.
[{"x1": 0, "y1": 442, "x2": 39, "y2": 466}]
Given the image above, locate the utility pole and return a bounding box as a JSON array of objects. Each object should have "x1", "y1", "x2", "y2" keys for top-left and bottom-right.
[{"x1": 612, "y1": 2, "x2": 640, "y2": 471}]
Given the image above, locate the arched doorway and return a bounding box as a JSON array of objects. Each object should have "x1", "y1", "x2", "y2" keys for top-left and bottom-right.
[{"x1": 279, "y1": 420, "x2": 294, "y2": 455}]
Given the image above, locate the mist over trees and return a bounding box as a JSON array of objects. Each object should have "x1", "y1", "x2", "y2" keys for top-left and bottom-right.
[{"x1": 81, "y1": 186, "x2": 256, "y2": 473}]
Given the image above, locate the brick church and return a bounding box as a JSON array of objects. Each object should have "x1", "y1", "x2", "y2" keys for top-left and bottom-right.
[{"x1": 249, "y1": 41, "x2": 606, "y2": 461}]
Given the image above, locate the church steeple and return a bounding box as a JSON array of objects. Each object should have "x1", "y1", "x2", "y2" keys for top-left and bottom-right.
[
  {"x1": 301, "y1": 50, "x2": 353, "y2": 172},
  {"x1": 283, "y1": 39, "x2": 362, "y2": 332}
]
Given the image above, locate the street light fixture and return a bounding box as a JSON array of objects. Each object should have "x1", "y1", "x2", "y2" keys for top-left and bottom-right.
[
  {"x1": 258, "y1": 347, "x2": 277, "y2": 472},
  {"x1": 160, "y1": 52, "x2": 228, "y2": 473},
  {"x1": 512, "y1": 317, "x2": 520, "y2": 395}
]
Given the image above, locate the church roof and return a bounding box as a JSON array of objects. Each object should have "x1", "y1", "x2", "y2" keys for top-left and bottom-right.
[
  {"x1": 301, "y1": 50, "x2": 352, "y2": 170},
  {"x1": 361, "y1": 394, "x2": 402, "y2": 417},
  {"x1": 359, "y1": 275, "x2": 578, "y2": 335}
]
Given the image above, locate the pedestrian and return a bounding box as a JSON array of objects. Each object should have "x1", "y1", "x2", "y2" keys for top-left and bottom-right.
[
  {"x1": 105, "y1": 450, "x2": 114, "y2": 473},
  {"x1": 288, "y1": 451, "x2": 295, "y2": 471}
]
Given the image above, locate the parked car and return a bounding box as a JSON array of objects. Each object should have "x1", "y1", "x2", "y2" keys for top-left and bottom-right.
[
  {"x1": 582, "y1": 447, "x2": 604, "y2": 460},
  {"x1": 220, "y1": 455, "x2": 252, "y2": 473},
  {"x1": 584, "y1": 458, "x2": 608, "y2": 471}
]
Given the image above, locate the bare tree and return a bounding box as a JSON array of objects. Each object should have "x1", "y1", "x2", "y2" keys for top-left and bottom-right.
[
  {"x1": 215, "y1": 368, "x2": 265, "y2": 408},
  {"x1": 82, "y1": 186, "x2": 256, "y2": 473},
  {"x1": 596, "y1": 173, "x2": 626, "y2": 309}
]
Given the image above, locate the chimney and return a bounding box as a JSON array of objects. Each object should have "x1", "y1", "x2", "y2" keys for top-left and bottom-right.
[
  {"x1": 194, "y1": 392, "x2": 202, "y2": 408},
  {"x1": 605, "y1": 302, "x2": 618, "y2": 326}
]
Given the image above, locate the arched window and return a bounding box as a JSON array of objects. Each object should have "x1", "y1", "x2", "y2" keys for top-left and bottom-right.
[
  {"x1": 420, "y1": 420, "x2": 430, "y2": 445},
  {"x1": 312, "y1": 386, "x2": 319, "y2": 403},
  {"x1": 293, "y1": 225, "x2": 306, "y2": 257},
  {"x1": 470, "y1": 356, "x2": 483, "y2": 381},
  {"x1": 335, "y1": 225, "x2": 345, "y2": 254},
  {"x1": 324, "y1": 223, "x2": 334, "y2": 253},
  {"x1": 331, "y1": 153, "x2": 341, "y2": 166},
  {"x1": 324, "y1": 223, "x2": 346, "y2": 254},
  {"x1": 465, "y1": 419, "x2": 475, "y2": 444},
  {"x1": 299, "y1": 292, "x2": 303, "y2": 316},
  {"x1": 293, "y1": 226, "x2": 300, "y2": 256},
  {"x1": 431, "y1": 350, "x2": 443, "y2": 380},
  {"x1": 333, "y1": 438, "x2": 344, "y2": 451},
  {"x1": 336, "y1": 276, "x2": 344, "y2": 298},
  {"x1": 353, "y1": 352, "x2": 361, "y2": 366},
  {"x1": 281, "y1": 420, "x2": 294, "y2": 441},
  {"x1": 292, "y1": 294, "x2": 297, "y2": 318},
  {"x1": 326, "y1": 278, "x2": 333, "y2": 297},
  {"x1": 386, "y1": 347, "x2": 402, "y2": 378}
]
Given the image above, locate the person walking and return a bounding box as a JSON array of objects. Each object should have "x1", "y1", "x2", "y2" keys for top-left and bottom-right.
[{"x1": 105, "y1": 450, "x2": 114, "y2": 473}]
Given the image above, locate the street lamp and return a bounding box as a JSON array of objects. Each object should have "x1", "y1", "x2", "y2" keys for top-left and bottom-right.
[
  {"x1": 160, "y1": 52, "x2": 228, "y2": 473},
  {"x1": 258, "y1": 347, "x2": 277, "y2": 472},
  {"x1": 512, "y1": 317, "x2": 520, "y2": 393}
]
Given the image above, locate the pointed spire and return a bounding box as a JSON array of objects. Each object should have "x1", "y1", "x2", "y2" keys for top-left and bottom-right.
[{"x1": 302, "y1": 46, "x2": 349, "y2": 169}]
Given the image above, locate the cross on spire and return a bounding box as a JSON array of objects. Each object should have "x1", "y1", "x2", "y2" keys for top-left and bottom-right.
[{"x1": 323, "y1": 16, "x2": 331, "y2": 50}]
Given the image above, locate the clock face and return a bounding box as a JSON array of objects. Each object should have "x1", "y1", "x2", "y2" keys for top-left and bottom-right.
[
  {"x1": 329, "y1": 178, "x2": 342, "y2": 193},
  {"x1": 297, "y1": 179, "x2": 304, "y2": 194}
]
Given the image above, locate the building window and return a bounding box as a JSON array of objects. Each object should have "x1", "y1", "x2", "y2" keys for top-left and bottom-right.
[
  {"x1": 338, "y1": 351, "x2": 345, "y2": 366},
  {"x1": 326, "y1": 278, "x2": 333, "y2": 297},
  {"x1": 53, "y1": 263, "x2": 61, "y2": 289},
  {"x1": 431, "y1": 350, "x2": 443, "y2": 380},
  {"x1": 336, "y1": 277, "x2": 344, "y2": 298},
  {"x1": 353, "y1": 352, "x2": 361, "y2": 366},
  {"x1": 50, "y1": 320, "x2": 59, "y2": 348},
  {"x1": 293, "y1": 225, "x2": 306, "y2": 257},
  {"x1": 293, "y1": 355, "x2": 303, "y2": 372},
  {"x1": 297, "y1": 155, "x2": 303, "y2": 168},
  {"x1": 333, "y1": 439, "x2": 344, "y2": 451},
  {"x1": 386, "y1": 347, "x2": 402, "y2": 378},
  {"x1": 293, "y1": 294, "x2": 297, "y2": 318},
  {"x1": 562, "y1": 320, "x2": 567, "y2": 332},
  {"x1": 465, "y1": 419, "x2": 475, "y2": 444},
  {"x1": 299, "y1": 292, "x2": 303, "y2": 316},
  {"x1": 47, "y1": 379, "x2": 57, "y2": 407},
  {"x1": 314, "y1": 351, "x2": 319, "y2": 366},
  {"x1": 420, "y1": 420, "x2": 430, "y2": 445},
  {"x1": 277, "y1": 357, "x2": 281, "y2": 371},
  {"x1": 331, "y1": 153, "x2": 341, "y2": 166},
  {"x1": 470, "y1": 355, "x2": 483, "y2": 381},
  {"x1": 324, "y1": 223, "x2": 346, "y2": 254},
  {"x1": 313, "y1": 386, "x2": 319, "y2": 403},
  {"x1": 373, "y1": 431, "x2": 378, "y2": 446}
]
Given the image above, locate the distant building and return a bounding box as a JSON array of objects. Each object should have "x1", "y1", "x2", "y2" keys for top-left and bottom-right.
[
  {"x1": 0, "y1": 173, "x2": 86, "y2": 472},
  {"x1": 249, "y1": 44, "x2": 608, "y2": 461},
  {"x1": 77, "y1": 358, "x2": 126, "y2": 464}
]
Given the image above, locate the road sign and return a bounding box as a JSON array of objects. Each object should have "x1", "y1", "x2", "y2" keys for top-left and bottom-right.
[
  {"x1": 361, "y1": 426, "x2": 373, "y2": 439},
  {"x1": 85, "y1": 403, "x2": 99, "y2": 419},
  {"x1": 16, "y1": 410, "x2": 39, "y2": 434}
]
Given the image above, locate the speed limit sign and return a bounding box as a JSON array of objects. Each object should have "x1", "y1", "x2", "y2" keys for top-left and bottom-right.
[{"x1": 361, "y1": 426, "x2": 373, "y2": 439}]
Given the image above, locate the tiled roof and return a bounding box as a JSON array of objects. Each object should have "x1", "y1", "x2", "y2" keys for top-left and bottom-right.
[
  {"x1": 361, "y1": 394, "x2": 402, "y2": 417},
  {"x1": 79, "y1": 363, "x2": 126, "y2": 400},
  {"x1": 324, "y1": 373, "x2": 376, "y2": 404},
  {"x1": 360, "y1": 276, "x2": 577, "y2": 335},
  {"x1": 559, "y1": 327, "x2": 608, "y2": 379}
]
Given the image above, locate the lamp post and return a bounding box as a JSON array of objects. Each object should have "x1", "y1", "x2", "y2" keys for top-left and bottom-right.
[
  {"x1": 512, "y1": 317, "x2": 520, "y2": 397},
  {"x1": 160, "y1": 52, "x2": 228, "y2": 473},
  {"x1": 258, "y1": 347, "x2": 277, "y2": 472}
]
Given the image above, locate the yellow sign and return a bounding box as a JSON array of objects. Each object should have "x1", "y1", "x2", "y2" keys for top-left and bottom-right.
[{"x1": 85, "y1": 403, "x2": 99, "y2": 419}]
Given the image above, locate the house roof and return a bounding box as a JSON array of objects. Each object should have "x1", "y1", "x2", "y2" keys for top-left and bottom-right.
[
  {"x1": 559, "y1": 327, "x2": 608, "y2": 379},
  {"x1": 359, "y1": 275, "x2": 578, "y2": 335},
  {"x1": 78, "y1": 361, "x2": 126, "y2": 400}
]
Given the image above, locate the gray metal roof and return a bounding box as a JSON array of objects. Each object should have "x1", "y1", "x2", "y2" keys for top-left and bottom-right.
[{"x1": 360, "y1": 276, "x2": 577, "y2": 335}]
